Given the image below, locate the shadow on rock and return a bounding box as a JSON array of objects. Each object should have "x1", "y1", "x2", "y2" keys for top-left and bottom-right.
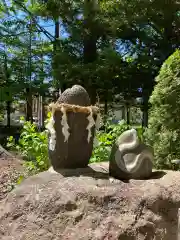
[
  {"x1": 149, "y1": 170, "x2": 167, "y2": 179},
  {"x1": 50, "y1": 166, "x2": 110, "y2": 180}
]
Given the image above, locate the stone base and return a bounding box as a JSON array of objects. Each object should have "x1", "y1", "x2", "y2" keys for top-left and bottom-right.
[{"x1": 0, "y1": 162, "x2": 179, "y2": 240}]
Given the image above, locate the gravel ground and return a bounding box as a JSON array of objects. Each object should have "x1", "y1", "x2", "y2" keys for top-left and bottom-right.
[{"x1": 0, "y1": 146, "x2": 24, "y2": 201}]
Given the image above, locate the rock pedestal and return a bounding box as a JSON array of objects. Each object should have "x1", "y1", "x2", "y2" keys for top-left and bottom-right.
[
  {"x1": 46, "y1": 85, "x2": 100, "y2": 170},
  {"x1": 109, "y1": 129, "x2": 153, "y2": 180},
  {"x1": 0, "y1": 162, "x2": 180, "y2": 240}
]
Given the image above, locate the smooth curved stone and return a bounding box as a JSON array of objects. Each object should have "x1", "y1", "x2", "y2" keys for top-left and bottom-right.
[{"x1": 109, "y1": 129, "x2": 153, "y2": 180}]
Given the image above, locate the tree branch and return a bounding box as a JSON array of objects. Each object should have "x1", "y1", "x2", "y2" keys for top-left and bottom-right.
[{"x1": 14, "y1": 0, "x2": 55, "y2": 42}]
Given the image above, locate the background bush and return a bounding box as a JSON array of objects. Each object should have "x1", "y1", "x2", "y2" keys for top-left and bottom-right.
[
  {"x1": 144, "y1": 49, "x2": 180, "y2": 170},
  {"x1": 90, "y1": 120, "x2": 130, "y2": 163},
  {"x1": 7, "y1": 118, "x2": 50, "y2": 174}
]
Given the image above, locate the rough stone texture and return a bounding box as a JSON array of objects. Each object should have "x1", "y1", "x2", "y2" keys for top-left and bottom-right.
[
  {"x1": 0, "y1": 162, "x2": 180, "y2": 240},
  {"x1": 57, "y1": 85, "x2": 91, "y2": 106},
  {"x1": 48, "y1": 85, "x2": 95, "y2": 169},
  {"x1": 109, "y1": 129, "x2": 153, "y2": 180}
]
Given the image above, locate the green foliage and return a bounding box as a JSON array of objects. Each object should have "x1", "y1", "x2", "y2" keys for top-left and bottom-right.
[
  {"x1": 1, "y1": 0, "x2": 180, "y2": 121},
  {"x1": 144, "y1": 50, "x2": 180, "y2": 170},
  {"x1": 0, "y1": 112, "x2": 4, "y2": 122},
  {"x1": 90, "y1": 120, "x2": 144, "y2": 163},
  {"x1": 7, "y1": 117, "x2": 50, "y2": 174}
]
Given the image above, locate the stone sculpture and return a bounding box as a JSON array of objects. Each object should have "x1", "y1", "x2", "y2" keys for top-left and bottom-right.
[
  {"x1": 46, "y1": 85, "x2": 101, "y2": 170},
  {"x1": 109, "y1": 128, "x2": 153, "y2": 180}
]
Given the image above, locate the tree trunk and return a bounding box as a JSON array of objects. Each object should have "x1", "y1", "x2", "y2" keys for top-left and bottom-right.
[
  {"x1": 126, "y1": 103, "x2": 130, "y2": 125},
  {"x1": 83, "y1": 35, "x2": 97, "y2": 104},
  {"x1": 40, "y1": 94, "x2": 45, "y2": 129},
  {"x1": 83, "y1": 0, "x2": 98, "y2": 104},
  {"x1": 142, "y1": 106, "x2": 148, "y2": 127},
  {"x1": 103, "y1": 93, "x2": 108, "y2": 124},
  {"x1": 83, "y1": 35, "x2": 97, "y2": 64},
  {"x1": 121, "y1": 106, "x2": 125, "y2": 120},
  {"x1": 26, "y1": 87, "x2": 33, "y2": 122},
  {"x1": 88, "y1": 87, "x2": 97, "y2": 105},
  {"x1": 42, "y1": 96, "x2": 45, "y2": 129},
  {"x1": 142, "y1": 88, "x2": 150, "y2": 127},
  {"x1": 26, "y1": 19, "x2": 33, "y2": 123},
  {"x1": 53, "y1": 19, "x2": 60, "y2": 92},
  {"x1": 55, "y1": 20, "x2": 59, "y2": 44},
  {"x1": 141, "y1": 96, "x2": 149, "y2": 128}
]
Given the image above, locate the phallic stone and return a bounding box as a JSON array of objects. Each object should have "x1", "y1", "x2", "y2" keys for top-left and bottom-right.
[
  {"x1": 109, "y1": 128, "x2": 153, "y2": 180},
  {"x1": 46, "y1": 85, "x2": 100, "y2": 170}
]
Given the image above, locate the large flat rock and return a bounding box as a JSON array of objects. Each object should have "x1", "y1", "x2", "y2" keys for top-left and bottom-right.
[{"x1": 0, "y1": 162, "x2": 180, "y2": 239}]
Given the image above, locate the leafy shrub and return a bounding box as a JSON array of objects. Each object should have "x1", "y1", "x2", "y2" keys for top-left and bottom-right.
[
  {"x1": 7, "y1": 117, "x2": 50, "y2": 174},
  {"x1": 0, "y1": 114, "x2": 3, "y2": 122},
  {"x1": 144, "y1": 49, "x2": 180, "y2": 170},
  {"x1": 90, "y1": 120, "x2": 144, "y2": 163}
]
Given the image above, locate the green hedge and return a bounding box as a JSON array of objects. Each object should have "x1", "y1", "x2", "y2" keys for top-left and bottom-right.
[{"x1": 144, "y1": 49, "x2": 180, "y2": 170}]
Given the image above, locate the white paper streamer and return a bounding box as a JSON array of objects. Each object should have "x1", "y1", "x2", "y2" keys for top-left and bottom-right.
[
  {"x1": 61, "y1": 106, "x2": 70, "y2": 142},
  {"x1": 45, "y1": 116, "x2": 56, "y2": 151},
  {"x1": 95, "y1": 113, "x2": 102, "y2": 130},
  {"x1": 86, "y1": 107, "x2": 96, "y2": 143}
]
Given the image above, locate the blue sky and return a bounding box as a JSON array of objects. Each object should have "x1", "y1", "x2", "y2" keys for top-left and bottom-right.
[
  {"x1": 40, "y1": 19, "x2": 69, "y2": 41},
  {"x1": 0, "y1": 1, "x2": 69, "y2": 41}
]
